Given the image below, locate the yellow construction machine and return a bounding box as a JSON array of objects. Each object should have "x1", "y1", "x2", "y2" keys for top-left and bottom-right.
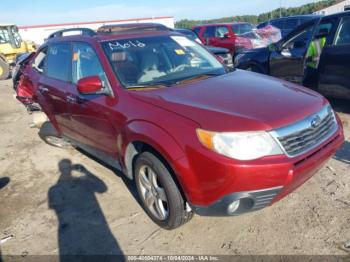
[{"x1": 0, "y1": 24, "x2": 36, "y2": 80}]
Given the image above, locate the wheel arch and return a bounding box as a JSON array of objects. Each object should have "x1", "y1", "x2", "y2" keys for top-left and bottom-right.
[{"x1": 121, "y1": 121, "x2": 188, "y2": 201}]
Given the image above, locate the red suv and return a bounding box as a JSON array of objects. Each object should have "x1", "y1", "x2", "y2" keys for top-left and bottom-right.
[
  {"x1": 16, "y1": 24, "x2": 344, "y2": 229},
  {"x1": 193, "y1": 22, "x2": 255, "y2": 54}
]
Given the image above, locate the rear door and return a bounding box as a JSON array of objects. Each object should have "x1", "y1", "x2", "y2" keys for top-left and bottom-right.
[
  {"x1": 37, "y1": 43, "x2": 76, "y2": 136},
  {"x1": 318, "y1": 16, "x2": 350, "y2": 99},
  {"x1": 67, "y1": 42, "x2": 119, "y2": 158},
  {"x1": 269, "y1": 22, "x2": 316, "y2": 83}
]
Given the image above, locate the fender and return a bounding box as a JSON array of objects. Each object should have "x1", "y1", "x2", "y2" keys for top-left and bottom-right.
[{"x1": 121, "y1": 120, "x2": 185, "y2": 177}]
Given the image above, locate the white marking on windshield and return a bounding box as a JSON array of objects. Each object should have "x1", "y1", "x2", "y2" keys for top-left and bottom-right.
[{"x1": 109, "y1": 40, "x2": 146, "y2": 50}]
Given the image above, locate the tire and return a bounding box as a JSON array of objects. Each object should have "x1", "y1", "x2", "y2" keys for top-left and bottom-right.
[
  {"x1": 134, "y1": 151, "x2": 193, "y2": 230},
  {"x1": 38, "y1": 122, "x2": 70, "y2": 148},
  {"x1": 0, "y1": 59, "x2": 10, "y2": 80}
]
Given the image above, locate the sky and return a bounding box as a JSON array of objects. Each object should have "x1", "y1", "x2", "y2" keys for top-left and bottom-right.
[{"x1": 5, "y1": 0, "x2": 319, "y2": 26}]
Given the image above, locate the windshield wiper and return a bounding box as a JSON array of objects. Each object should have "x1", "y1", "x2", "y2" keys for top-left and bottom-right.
[
  {"x1": 126, "y1": 83, "x2": 169, "y2": 90},
  {"x1": 175, "y1": 73, "x2": 220, "y2": 85}
]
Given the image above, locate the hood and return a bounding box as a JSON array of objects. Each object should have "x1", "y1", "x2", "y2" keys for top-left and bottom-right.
[{"x1": 131, "y1": 70, "x2": 327, "y2": 132}]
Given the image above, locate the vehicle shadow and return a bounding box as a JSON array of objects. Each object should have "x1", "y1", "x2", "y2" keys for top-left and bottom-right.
[
  {"x1": 0, "y1": 177, "x2": 10, "y2": 191},
  {"x1": 75, "y1": 148, "x2": 141, "y2": 207},
  {"x1": 48, "y1": 159, "x2": 124, "y2": 262},
  {"x1": 334, "y1": 140, "x2": 350, "y2": 165}
]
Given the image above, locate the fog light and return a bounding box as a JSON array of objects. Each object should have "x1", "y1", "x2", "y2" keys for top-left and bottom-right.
[{"x1": 227, "y1": 200, "x2": 240, "y2": 214}]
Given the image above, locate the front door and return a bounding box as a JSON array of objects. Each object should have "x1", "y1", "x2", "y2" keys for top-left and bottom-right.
[
  {"x1": 269, "y1": 22, "x2": 316, "y2": 83},
  {"x1": 67, "y1": 42, "x2": 119, "y2": 158},
  {"x1": 318, "y1": 16, "x2": 350, "y2": 99}
]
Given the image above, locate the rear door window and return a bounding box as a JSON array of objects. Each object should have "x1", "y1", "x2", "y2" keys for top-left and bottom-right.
[
  {"x1": 203, "y1": 26, "x2": 216, "y2": 38},
  {"x1": 46, "y1": 43, "x2": 72, "y2": 82},
  {"x1": 334, "y1": 17, "x2": 350, "y2": 45}
]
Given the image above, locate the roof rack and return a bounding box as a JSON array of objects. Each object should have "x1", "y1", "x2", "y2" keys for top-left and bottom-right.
[
  {"x1": 97, "y1": 23, "x2": 169, "y2": 34},
  {"x1": 47, "y1": 28, "x2": 97, "y2": 39}
]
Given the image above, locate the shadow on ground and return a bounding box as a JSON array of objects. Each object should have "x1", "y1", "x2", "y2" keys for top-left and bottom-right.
[
  {"x1": 334, "y1": 140, "x2": 350, "y2": 165},
  {"x1": 48, "y1": 159, "x2": 124, "y2": 262},
  {"x1": 0, "y1": 177, "x2": 10, "y2": 191}
]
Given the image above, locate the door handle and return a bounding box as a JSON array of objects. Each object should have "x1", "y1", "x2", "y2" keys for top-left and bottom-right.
[
  {"x1": 66, "y1": 95, "x2": 77, "y2": 104},
  {"x1": 38, "y1": 86, "x2": 49, "y2": 94}
]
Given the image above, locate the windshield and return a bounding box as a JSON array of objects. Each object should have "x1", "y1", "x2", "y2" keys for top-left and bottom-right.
[
  {"x1": 102, "y1": 35, "x2": 225, "y2": 88},
  {"x1": 232, "y1": 24, "x2": 254, "y2": 35},
  {"x1": 0, "y1": 28, "x2": 10, "y2": 44}
]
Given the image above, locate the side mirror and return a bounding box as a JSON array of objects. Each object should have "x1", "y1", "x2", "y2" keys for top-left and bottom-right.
[
  {"x1": 77, "y1": 76, "x2": 103, "y2": 95},
  {"x1": 281, "y1": 49, "x2": 292, "y2": 57},
  {"x1": 223, "y1": 33, "x2": 231, "y2": 39}
]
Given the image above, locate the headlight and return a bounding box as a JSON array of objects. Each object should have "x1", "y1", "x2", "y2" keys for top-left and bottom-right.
[{"x1": 196, "y1": 129, "x2": 283, "y2": 161}]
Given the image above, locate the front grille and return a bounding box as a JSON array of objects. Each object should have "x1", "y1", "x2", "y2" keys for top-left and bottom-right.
[{"x1": 271, "y1": 105, "x2": 338, "y2": 157}]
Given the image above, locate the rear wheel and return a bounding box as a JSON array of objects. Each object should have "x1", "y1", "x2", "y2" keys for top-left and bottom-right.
[
  {"x1": 0, "y1": 59, "x2": 10, "y2": 80},
  {"x1": 39, "y1": 122, "x2": 70, "y2": 148},
  {"x1": 134, "y1": 151, "x2": 193, "y2": 230}
]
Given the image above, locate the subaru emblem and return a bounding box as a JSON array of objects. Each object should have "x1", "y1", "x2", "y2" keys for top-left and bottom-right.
[{"x1": 311, "y1": 115, "x2": 322, "y2": 128}]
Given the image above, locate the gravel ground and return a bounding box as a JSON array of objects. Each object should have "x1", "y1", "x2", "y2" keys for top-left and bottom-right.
[{"x1": 0, "y1": 79, "x2": 349, "y2": 258}]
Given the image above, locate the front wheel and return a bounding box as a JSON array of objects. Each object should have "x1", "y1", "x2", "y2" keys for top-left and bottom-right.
[
  {"x1": 134, "y1": 152, "x2": 193, "y2": 230},
  {"x1": 0, "y1": 59, "x2": 10, "y2": 80}
]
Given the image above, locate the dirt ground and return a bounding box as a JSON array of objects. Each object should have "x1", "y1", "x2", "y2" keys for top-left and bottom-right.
[{"x1": 0, "y1": 79, "x2": 349, "y2": 257}]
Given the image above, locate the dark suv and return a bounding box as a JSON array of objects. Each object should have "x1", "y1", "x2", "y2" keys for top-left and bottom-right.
[
  {"x1": 16, "y1": 23, "x2": 344, "y2": 229},
  {"x1": 236, "y1": 12, "x2": 350, "y2": 100}
]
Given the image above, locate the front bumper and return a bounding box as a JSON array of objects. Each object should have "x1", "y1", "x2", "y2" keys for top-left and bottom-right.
[
  {"x1": 179, "y1": 121, "x2": 344, "y2": 217},
  {"x1": 190, "y1": 186, "x2": 282, "y2": 216}
]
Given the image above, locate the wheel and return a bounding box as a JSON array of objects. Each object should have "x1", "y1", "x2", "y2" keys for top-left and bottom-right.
[
  {"x1": 38, "y1": 122, "x2": 70, "y2": 148},
  {"x1": 134, "y1": 152, "x2": 193, "y2": 229},
  {"x1": 246, "y1": 65, "x2": 263, "y2": 74},
  {"x1": 0, "y1": 59, "x2": 10, "y2": 80}
]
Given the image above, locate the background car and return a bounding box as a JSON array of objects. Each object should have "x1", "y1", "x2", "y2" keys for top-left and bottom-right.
[
  {"x1": 193, "y1": 22, "x2": 255, "y2": 55},
  {"x1": 257, "y1": 15, "x2": 322, "y2": 37},
  {"x1": 173, "y1": 28, "x2": 233, "y2": 67},
  {"x1": 235, "y1": 11, "x2": 350, "y2": 100}
]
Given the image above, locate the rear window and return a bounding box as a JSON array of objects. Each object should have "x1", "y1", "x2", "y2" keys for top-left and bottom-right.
[
  {"x1": 284, "y1": 18, "x2": 299, "y2": 29},
  {"x1": 232, "y1": 23, "x2": 254, "y2": 35},
  {"x1": 270, "y1": 19, "x2": 284, "y2": 29}
]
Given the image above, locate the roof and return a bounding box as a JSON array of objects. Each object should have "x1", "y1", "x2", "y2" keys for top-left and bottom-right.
[
  {"x1": 97, "y1": 23, "x2": 169, "y2": 34},
  {"x1": 0, "y1": 24, "x2": 16, "y2": 27},
  {"x1": 18, "y1": 16, "x2": 174, "y2": 30}
]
